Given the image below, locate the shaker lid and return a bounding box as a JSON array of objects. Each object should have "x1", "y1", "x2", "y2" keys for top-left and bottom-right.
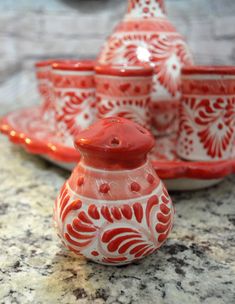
[{"x1": 75, "y1": 117, "x2": 155, "y2": 161}]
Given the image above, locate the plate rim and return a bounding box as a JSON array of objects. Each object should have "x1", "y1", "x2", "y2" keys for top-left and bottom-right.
[{"x1": 1, "y1": 106, "x2": 235, "y2": 180}]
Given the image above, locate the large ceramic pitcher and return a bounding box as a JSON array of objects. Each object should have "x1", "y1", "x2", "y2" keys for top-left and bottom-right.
[{"x1": 97, "y1": 0, "x2": 193, "y2": 136}]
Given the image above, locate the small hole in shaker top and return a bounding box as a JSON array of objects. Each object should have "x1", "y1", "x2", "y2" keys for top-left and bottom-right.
[
  {"x1": 109, "y1": 118, "x2": 120, "y2": 123},
  {"x1": 110, "y1": 137, "x2": 120, "y2": 146}
]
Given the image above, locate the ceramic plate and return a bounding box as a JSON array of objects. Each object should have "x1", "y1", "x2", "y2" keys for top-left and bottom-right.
[{"x1": 1, "y1": 106, "x2": 235, "y2": 191}]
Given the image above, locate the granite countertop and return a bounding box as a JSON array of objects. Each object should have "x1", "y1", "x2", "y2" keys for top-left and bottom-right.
[{"x1": 0, "y1": 134, "x2": 234, "y2": 304}]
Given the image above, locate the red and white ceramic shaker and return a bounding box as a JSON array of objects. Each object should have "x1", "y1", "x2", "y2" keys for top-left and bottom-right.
[{"x1": 54, "y1": 117, "x2": 174, "y2": 265}]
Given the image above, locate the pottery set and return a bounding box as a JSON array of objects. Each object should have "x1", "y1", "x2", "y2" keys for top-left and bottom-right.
[
  {"x1": 1, "y1": 0, "x2": 235, "y2": 191},
  {"x1": 1, "y1": 0, "x2": 235, "y2": 265}
]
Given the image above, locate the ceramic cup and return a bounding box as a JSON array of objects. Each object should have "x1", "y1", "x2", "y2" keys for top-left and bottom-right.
[
  {"x1": 95, "y1": 64, "x2": 153, "y2": 129},
  {"x1": 177, "y1": 66, "x2": 235, "y2": 161},
  {"x1": 51, "y1": 60, "x2": 96, "y2": 146},
  {"x1": 35, "y1": 60, "x2": 55, "y2": 122}
]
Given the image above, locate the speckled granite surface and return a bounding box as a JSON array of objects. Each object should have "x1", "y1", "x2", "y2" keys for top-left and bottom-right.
[{"x1": 0, "y1": 135, "x2": 234, "y2": 304}]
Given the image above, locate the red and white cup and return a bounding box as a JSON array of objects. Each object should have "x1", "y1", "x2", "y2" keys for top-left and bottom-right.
[
  {"x1": 35, "y1": 60, "x2": 55, "y2": 122},
  {"x1": 95, "y1": 64, "x2": 153, "y2": 129},
  {"x1": 177, "y1": 66, "x2": 235, "y2": 161},
  {"x1": 51, "y1": 60, "x2": 96, "y2": 146}
]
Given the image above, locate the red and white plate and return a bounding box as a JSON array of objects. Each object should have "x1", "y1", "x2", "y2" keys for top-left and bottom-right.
[{"x1": 1, "y1": 106, "x2": 235, "y2": 191}]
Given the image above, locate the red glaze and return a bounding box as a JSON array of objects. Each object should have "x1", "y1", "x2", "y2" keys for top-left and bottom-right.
[
  {"x1": 97, "y1": 0, "x2": 193, "y2": 136},
  {"x1": 1, "y1": 107, "x2": 235, "y2": 179},
  {"x1": 54, "y1": 117, "x2": 174, "y2": 265},
  {"x1": 52, "y1": 60, "x2": 94, "y2": 71},
  {"x1": 95, "y1": 64, "x2": 153, "y2": 77},
  {"x1": 51, "y1": 60, "x2": 96, "y2": 146},
  {"x1": 75, "y1": 117, "x2": 155, "y2": 169},
  {"x1": 95, "y1": 65, "x2": 153, "y2": 129},
  {"x1": 35, "y1": 60, "x2": 55, "y2": 68},
  {"x1": 182, "y1": 66, "x2": 235, "y2": 75},
  {"x1": 178, "y1": 66, "x2": 235, "y2": 161},
  {"x1": 35, "y1": 59, "x2": 55, "y2": 123}
]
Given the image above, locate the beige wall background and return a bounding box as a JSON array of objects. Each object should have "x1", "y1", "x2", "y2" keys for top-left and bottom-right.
[{"x1": 0, "y1": 0, "x2": 235, "y2": 113}]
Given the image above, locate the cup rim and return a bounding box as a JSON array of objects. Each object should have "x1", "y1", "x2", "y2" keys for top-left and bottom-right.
[
  {"x1": 51, "y1": 60, "x2": 94, "y2": 71},
  {"x1": 95, "y1": 64, "x2": 154, "y2": 77},
  {"x1": 35, "y1": 59, "x2": 55, "y2": 68},
  {"x1": 182, "y1": 66, "x2": 235, "y2": 75}
]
